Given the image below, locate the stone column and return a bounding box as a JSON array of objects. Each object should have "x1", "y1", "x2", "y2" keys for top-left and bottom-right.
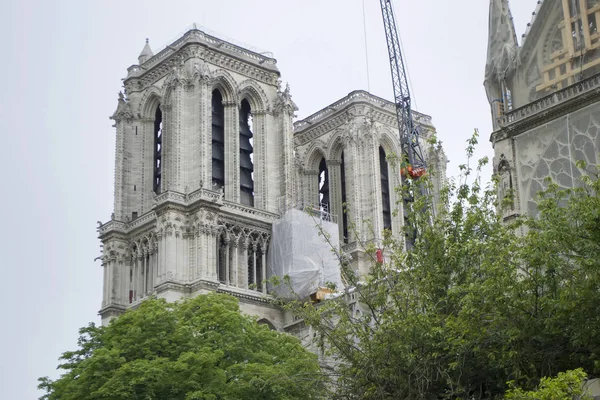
[
  {"x1": 253, "y1": 111, "x2": 267, "y2": 210},
  {"x1": 199, "y1": 74, "x2": 210, "y2": 186},
  {"x1": 192, "y1": 227, "x2": 203, "y2": 280},
  {"x1": 136, "y1": 254, "x2": 142, "y2": 300},
  {"x1": 224, "y1": 102, "x2": 239, "y2": 202},
  {"x1": 345, "y1": 140, "x2": 361, "y2": 243},
  {"x1": 102, "y1": 260, "x2": 109, "y2": 307},
  {"x1": 118, "y1": 256, "x2": 128, "y2": 305},
  {"x1": 305, "y1": 170, "x2": 320, "y2": 209},
  {"x1": 369, "y1": 139, "x2": 383, "y2": 238},
  {"x1": 232, "y1": 239, "x2": 239, "y2": 288},
  {"x1": 252, "y1": 244, "x2": 257, "y2": 291},
  {"x1": 261, "y1": 245, "x2": 267, "y2": 293},
  {"x1": 207, "y1": 227, "x2": 218, "y2": 281},
  {"x1": 143, "y1": 253, "x2": 148, "y2": 296},
  {"x1": 242, "y1": 239, "x2": 249, "y2": 289},
  {"x1": 224, "y1": 238, "x2": 230, "y2": 286},
  {"x1": 327, "y1": 160, "x2": 342, "y2": 224}
]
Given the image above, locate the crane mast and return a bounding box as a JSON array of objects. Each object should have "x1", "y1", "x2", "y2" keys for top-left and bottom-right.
[{"x1": 379, "y1": 0, "x2": 427, "y2": 178}]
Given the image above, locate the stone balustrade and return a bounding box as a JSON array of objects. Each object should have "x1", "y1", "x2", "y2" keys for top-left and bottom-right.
[{"x1": 496, "y1": 74, "x2": 600, "y2": 128}]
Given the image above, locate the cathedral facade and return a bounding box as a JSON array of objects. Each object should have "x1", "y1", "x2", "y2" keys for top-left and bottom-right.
[
  {"x1": 486, "y1": 0, "x2": 600, "y2": 220},
  {"x1": 97, "y1": 28, "x2": 446, "y2": 329}
]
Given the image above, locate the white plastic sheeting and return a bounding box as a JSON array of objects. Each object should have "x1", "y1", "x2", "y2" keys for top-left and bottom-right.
[{"x1": 267, "y1": 209, "x2": 342, "y2": 299}]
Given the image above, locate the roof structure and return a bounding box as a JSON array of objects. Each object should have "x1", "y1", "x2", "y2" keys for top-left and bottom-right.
[{"x1": 138, "y1": 38, "x2": 154, "y2": 64}]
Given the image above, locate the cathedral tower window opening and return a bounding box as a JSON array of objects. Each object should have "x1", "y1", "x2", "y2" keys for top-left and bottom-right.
[
  {"x1": 212, "y1": 90, "x2": 225, "y2": 191},
  {"x1": 153, "y1": 106, "x2": 163, "y2": 194},
  {"x1": 247, "y1": 243, "x2": 265, "y2": 293},
  {"x1": 318, "y1": 158, "x2": 330, "y2": 215},
  {"x1": 379, "y1": 147, "x2": 392, "y2": 231},
  {"x1": 239, "y1": 99, "x2": 254, "y2": 206},
  {"x1": 341, "y1": 152, "x2": 348, "y2": 243},
  {"x1": 218, "y1": 235, "x2": 228, "y2": 285}
]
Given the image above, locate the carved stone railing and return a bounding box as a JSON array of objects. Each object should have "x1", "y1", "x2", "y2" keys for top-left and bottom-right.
[
  {"x1": 222, "y1": 201, "x2": 279, "y2": 222},
  {"x1": 98, "y1": 220, "x2": 127, "y2": 236},
  {"x1": 496, "y1": 74, "x2": 600, "y2": 128},
  {"x1": 127, "y1": 211, "x2": 157, "y2": 231},
  {"x1": 98, "y1": 212, "x2": 156, "y2": 236},
  {"x1": 154, "y1": 191, "x2": 187, "y2": 206},
  {"x1": 138, "y1": 29, "x2": 277, "y2": 73},
  {"x1": 293, "y1": 90, "x2": 433, "y2": 132},
  {"x1": 98, "y1": 188, "x2": 278, "y2": 235},
  {"x1": 187, "y1": 187, "x2": 223, "y2": 203}
]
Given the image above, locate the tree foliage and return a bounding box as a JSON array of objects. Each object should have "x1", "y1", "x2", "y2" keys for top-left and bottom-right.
[
  {"x1": 281, "y1": 132, "x2": 600, "y2": 399},
  {"x1": 505, "y1": 368, "x2": 591, "y2": 400},
  {"x1": 39, "y1": 293, "x2": 326, "y2": 400}
]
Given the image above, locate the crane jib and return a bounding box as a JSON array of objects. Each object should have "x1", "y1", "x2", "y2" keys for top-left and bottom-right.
[{"x1": 379, "y1": 0, "x2": 427, "y2": 176}]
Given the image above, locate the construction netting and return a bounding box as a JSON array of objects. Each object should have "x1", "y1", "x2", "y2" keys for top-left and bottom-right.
[{"x1": 267, "y1": 209, "x2": 342, "y2": 299}]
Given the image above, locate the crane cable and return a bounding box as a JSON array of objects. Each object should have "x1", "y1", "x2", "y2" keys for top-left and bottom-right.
[
  {"x1": 395, "y1": 2, "x2": 418, "y2": 111},
  {"x1": 362, "y1": 0, "x2": 371, "y2": 92}
]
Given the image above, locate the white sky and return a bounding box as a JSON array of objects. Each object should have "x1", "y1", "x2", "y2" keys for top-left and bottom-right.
[{"x1": 1, "y1": 0, "x2": 539, "y2": 398}]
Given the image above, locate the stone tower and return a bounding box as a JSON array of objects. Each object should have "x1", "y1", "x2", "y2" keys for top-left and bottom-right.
[
  {"x1": 486, "y1": 0, "x2": 600, "y2": 220},
  {"x1": 294, "y1": 91, "x2": 447, "y2": 276},
  {"x1": 97, "y1": 27, "x2": 448, "y2": 331},
  {"x1": 97, "y1": 29, "x2": 297, "y2": 327}
]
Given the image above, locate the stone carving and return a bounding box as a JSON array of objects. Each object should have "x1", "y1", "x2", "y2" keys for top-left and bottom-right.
[
  {"x1": 110, "y1": 91, "x2": 134, "y2": 123},
  {"x1": 274, "y1": 83, "x2": 298, "y2": 115},
  {"x1": 497, "y1": 154, "x2": 514, "y2": 211},
  {"x1": 193, "y1": 60, "x2": 211, "y2": 80}
]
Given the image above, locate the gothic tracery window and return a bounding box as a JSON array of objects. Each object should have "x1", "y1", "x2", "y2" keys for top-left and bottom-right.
[
  {"x1": 341, "y1": 152, "x2": 348, "y2": 243},
  {"x1": 239, "y1": 99, "x2": 254, "y2": 206},
  {"x1": 318, "y1": 158, "x2": 330, "y2": 214},
  {"x1": 153, "y1": 105, "x2": 163, "y2": 194},
  {"x1": 379, "y1": 146, "x2": 392, "y2": 231},
  {"x1": 212, "y1": 90, "x2": 225, "y2": 190}
]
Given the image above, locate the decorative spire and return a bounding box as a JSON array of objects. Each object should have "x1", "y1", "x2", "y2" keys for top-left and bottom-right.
[
  {"x1": 485, "y1": 0, "x2": 519, "y2": 82},
  {"x1": 484, "y1": 0, "x2": 519, "y2": 107},
  {"x1": 138, "y1": 38, "x2": 154, "y2": 65}
]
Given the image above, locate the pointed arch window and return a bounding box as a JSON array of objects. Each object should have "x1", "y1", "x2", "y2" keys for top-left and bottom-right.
[
  {"x1": 239, "y1": 99, "x2": 254, "y2": 206},
  {"x1": 341, "y1": 152, "x2": 348, "y2": 243},
  {"x1": 212, "y1": 90, "x2": 225, "y2": 190},
  {"x1": 153, "y1": 105, "x2": 162, "y2": 194},
  {"x1": 318, "y1": 158, "x2": 330, "y2": 213},
  {"x1": 380, "y1": 146, "x2": 392, "y2": 231}
]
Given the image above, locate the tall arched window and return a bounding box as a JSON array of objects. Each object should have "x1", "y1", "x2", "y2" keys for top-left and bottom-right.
[
  {"x1": 380, "y1": 146, "x2": 392, "y2": 231},
  {"x1": 341, "y1": 152, "x2": 348, "y2": 243},
  {"x1": 318, "y1": 158, "x2": 330, "y2": 213},
  {"x1": 212, "y1": 90, "x2": 225, "y2": 190},
  {"x1": 153, "y1": 105, "x2": 162, "y2": 194},
  {"x1": 239, "y1": 99, "x2": 254, "y2": 206}
]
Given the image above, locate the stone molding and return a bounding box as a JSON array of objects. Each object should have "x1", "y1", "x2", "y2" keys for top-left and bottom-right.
[
  {"x1": 492, "y1": 73, "x2": 600, "y2": 142},
  {"x1": 124, "y1": 29, "x2": 280, "y2": 91},
  {"x1": 294, "y1": 90, "x2": 433, "y2": 140}
]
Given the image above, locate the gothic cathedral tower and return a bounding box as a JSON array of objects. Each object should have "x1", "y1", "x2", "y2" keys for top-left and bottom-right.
[{"x1": 97, "y1": 29, "x2": 297, "y2": 327}]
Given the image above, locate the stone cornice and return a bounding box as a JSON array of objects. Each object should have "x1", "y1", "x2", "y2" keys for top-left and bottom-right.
[
  {"x1": 124, "y1": 29, "x2": 280, "y2": 89},
  {"x1": 98, "y1": 188, "x2": 278, "y2": 238},
  {"x1": 293, "y1": 90, "x2": 434, "y2": 146},
  {"x1": 216, "y1": 286, "x2": 280, "y2": 309},
  {"x1": 491, "y1": 73, "x2": 600, "y2": 143},
  {"x1": 98, "y1": 304, "x2": 127, "y2": 318}
]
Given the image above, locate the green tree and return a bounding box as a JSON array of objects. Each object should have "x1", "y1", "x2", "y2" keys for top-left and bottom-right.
[
  {"x1": 505, "y1": 369, "x2": 591, "y2": 400},
  {"x1": 39, "y1": 293, "x2": 326, "y2": 400},
  {"x1": 279, "y1": 132, "x2": 600, "y2": 399}
]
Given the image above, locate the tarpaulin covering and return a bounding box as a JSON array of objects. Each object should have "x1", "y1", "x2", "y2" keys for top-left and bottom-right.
[{"x1": 267, "y1": 209, "x2": 342, "y2": 299}]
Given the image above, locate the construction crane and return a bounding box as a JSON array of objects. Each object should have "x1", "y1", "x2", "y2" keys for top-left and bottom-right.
[{"x1": 378, "y1": 0, "x2": 427, "y2": 180}]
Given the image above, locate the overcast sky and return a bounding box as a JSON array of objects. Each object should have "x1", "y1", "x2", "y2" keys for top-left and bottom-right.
[{"x1": 1, "y1": 0, "x2": 539, "y2": 398}]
